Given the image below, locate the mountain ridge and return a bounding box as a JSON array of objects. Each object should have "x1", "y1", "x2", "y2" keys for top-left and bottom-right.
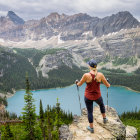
[
  {"x1": 7, "y1": 11, "x2": 25, "y2": 25},
  {"x1": 0, "y1": 11, "x2": 139, "y2": 41}
]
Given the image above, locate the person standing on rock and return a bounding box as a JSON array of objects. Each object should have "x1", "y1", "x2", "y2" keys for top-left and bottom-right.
[{"x1": 75, "y1": 59, "x2": 110, "y2": 133}]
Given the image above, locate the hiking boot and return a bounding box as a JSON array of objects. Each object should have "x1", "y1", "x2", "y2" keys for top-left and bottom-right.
[
  {"x1": 87, "y1": 126, "x2": 94, "y2": 133},
  {"x1": 103, "y1": 118, "x2": 108, "y2": 124}
]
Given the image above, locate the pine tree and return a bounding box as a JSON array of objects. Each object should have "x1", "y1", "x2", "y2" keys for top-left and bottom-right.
[
  {"x1": 45, "y1": 105, "x2": 52, "y2": 140},
  {"x1": 22, "y1": 73, "x2": 36, "y2": 140},
  {"x1": 39, "y1": 99, "x2": 44, "y2": 122},
  {"x1": 52, "y1": 98, "x2": 63, "y2": 139},
  {"x1": 55, "y1": 98, "x2": 63, "y2": 128},
  {"x1": 39, "y1": 99, "x2": 46, "y2": 140}
]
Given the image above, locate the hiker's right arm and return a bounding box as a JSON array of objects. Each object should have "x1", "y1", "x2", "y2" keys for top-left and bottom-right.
[
  {"x1": 76, "y1": 74, "x2": 87, "y2": 86},
  {"x1": 101, "y1": 74, "x2": 110, "y2": 88}
]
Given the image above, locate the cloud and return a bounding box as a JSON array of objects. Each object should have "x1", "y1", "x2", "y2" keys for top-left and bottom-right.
[
  {"x1": 0, "y1": 11, "x2": 7, "y2": 16},
  {"x1": 0, "y1": 0, "x2": 140, "y2": 21}
]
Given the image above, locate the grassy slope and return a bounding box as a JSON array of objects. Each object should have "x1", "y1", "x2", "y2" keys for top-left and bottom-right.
[{"x1": 121, "y1": 119, "x2": 140, "y2": 139}]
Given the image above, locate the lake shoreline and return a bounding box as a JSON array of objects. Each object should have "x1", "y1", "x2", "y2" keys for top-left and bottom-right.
[
  {"x1": 1, "y1": 84, "x2": 140, "y2": 100},
  {"x1": 111, "y1": 85, "x2": 140, "y2": 93},
  {"x1": 0, "y1": 92, "x2": 14, "y2": 98},
  {"x1": 0, "y1": 88, "x2": 16, "y2": 99},
  {"x1": 5, "y1": 84, "x2": 76, "y2": 98}
]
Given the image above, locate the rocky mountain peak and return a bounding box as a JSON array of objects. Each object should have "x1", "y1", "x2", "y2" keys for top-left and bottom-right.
[
  {"x1": 7, "y1": 11, "x2": 25, "y2": 25},
  {"x1": 92, "y1": 11, "x2": 140, "y2": 37},
  {"x1": 112, "y1": 11, "x2": 138, "y2": 23},
  {"x1": 48, "y1": 12, "x2": 60, "y2": 17},
  {"x1": 47, "y1": 12, "x2": 62, "y2": 22},
  {"x1": 117, "y1": 11, "x2": 135, "y2": 17},
  {"x1": 47, "y1": 12, "x2": 68, "y2": 19},
  {"x1": 68, "y1": 13, "x2": 92, "y2": 22},
  {"x1": 61, "y1": 13, "x2": 67, "y2": 18},
  {"x1": 45, "y1": 12, "x2": 69, "y2": 29},
  {"x1": 7, "y1": 11, "x2": 16, "y2": 17}
]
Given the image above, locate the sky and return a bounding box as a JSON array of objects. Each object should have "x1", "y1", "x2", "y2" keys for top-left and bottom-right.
[{"x1": 0, "y1": 0, "x2": 140, "y2": 21}]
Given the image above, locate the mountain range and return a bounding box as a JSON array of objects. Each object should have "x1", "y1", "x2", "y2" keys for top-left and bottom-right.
[{"x1": 0, "y1": 11, "x2": 139, "y2": 41}]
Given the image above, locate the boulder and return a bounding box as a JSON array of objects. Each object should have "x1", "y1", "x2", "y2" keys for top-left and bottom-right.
[{"x1": 126, "y1": 125, "x2": 137, "y2": 140}]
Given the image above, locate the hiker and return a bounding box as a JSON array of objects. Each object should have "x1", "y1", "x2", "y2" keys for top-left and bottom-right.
[{"x1": 75, "y1": 59, "x2": 110, "y2": 133}]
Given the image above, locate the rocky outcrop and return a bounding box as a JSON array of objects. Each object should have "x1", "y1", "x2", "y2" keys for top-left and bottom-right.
[
  {"x1": 126, "y1": 126, "x2": 137, "y2": 140},
  {"x1": 59, "y1": 106, "x2": 137, "y2": 140},
  {"x1": 59, "y1": 125, "x2": 73, "y2": 140},
  {"x1": 38, "y1": 49, "x2": 87, "y2": 77},
  {"x1": 98, "y1": 27, "x2": 140, "y2": 58},
  {"x1": 0, "y1": 104, "x2": 5, "y2": 115}
]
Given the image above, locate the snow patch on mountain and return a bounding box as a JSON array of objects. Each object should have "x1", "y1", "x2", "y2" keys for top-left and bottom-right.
[
  {"x1": 0, "y1": 38, "x2": 5, "y2": 43},
  {"x1": 57, "y1": 34, "x2": 65, "y2": 44}
]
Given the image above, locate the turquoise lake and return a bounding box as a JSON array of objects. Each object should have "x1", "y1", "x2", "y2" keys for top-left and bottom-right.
[{"x1": 6, "y1": 84, "x2": 140, "y2": 116}]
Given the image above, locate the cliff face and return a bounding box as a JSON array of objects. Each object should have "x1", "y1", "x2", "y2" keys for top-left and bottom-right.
[
  {"x1": 38, "y1": 49, "x2": 87, "y2": 77},
  {"x1": 59, "y1": 106, "x2": 137, "y2": 140}
]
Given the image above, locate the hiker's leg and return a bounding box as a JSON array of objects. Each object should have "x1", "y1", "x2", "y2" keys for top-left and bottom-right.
[
  {"x1": 84, "y1": 96, "x2": 94, "y2": 128},
  {"x1": 95, "y1": 96, "x2": 106, "y2": 118}
]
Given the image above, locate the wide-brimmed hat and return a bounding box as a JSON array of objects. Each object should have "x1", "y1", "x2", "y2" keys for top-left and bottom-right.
[{"x1": 87, "y1": 59, "x2": 97, "y2": 68}]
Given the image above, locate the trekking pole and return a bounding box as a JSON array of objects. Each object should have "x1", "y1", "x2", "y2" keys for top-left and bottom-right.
[
  {"x1": 106, "y1": 78, "x2": 109, "y2": 111},
  {"x1": 76, "y1": 84, "x2": 82, "y2": 115},
  {"x1": 107, "y1": 87, "x2": 108, "y2": 111}
]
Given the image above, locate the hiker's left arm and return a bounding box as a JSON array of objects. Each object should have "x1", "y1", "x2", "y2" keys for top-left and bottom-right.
[{"x1": 76, "y1": 74, "x2": 87, "y2": 86}]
